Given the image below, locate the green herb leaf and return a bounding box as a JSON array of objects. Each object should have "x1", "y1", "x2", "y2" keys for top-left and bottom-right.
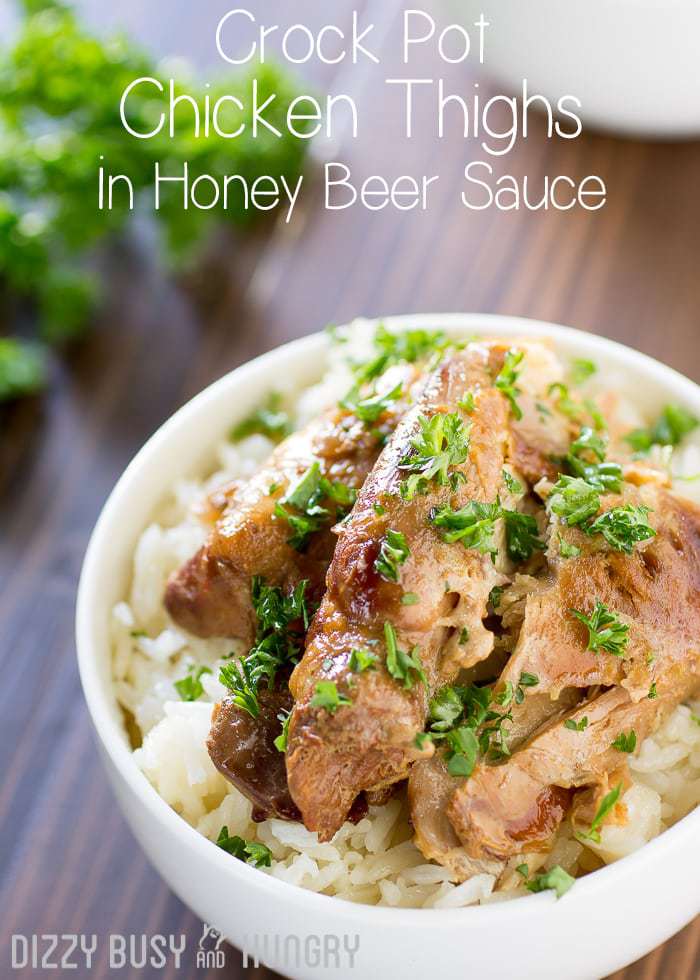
[
  {"x1": 571, "y1": 601, "x2": 629, "y2": 657},
  {"x1": 384, "y1": 621, "x2": 427, "y2": 690},
  {"x1": 611, "y1": 730, "x2": 637, "y2": 753},
  {"x1": 341, "y1": 381, "x2": 403, "y2": 425},
  {"x1": 216, "y1": 827, "x2": 272, "y2": 867},
  {"x1": 219, "y1": 578, "x2": 311, "y2": 717},
  {"x1": 570, "y1": 359, "x2": 597, "y2": 386},
  {"x1": 495, "y1": 349, "x2": 524, "y2": 420},
  {"x1": 558, "y1": 535, "x2": 582, "y2": 559},
  {"x1": 502, "y1": 469, "x2": 523, "y2": 494},
  {"x1": 458, "y1": 391, "x2": 476, "y2": 412},
  {"x1": 445, "y1": 726, "x2": 479, "y2": 777},
  {"x1": 349, "y1": 648, "x2": 379, "y2": 673},
  {"x1": 564, "y1": 716, "x2": 588, "y2": 732},
  {"x1": 429, "y1": 687, "x2": 465, "y2": 732},
  {"x1": 489, "y1": 585, "x2": 504, "y2": 609},
  {"x1": 273, "y1": 710, "x2": 291, "y2": 753},
  {"x1": 577, "y1": 783, "x2": 623, "y2": 844},
  {"x1": 503, "y1": 510, "x2": 545, "y2": 562},
  {"x1": 310, "y1": 681, "x2": 351, "y2": 714},
  {"x1": 431, "y1": 500, "x2": 501, "y2": 556},
  {"x1": 548, "y1": 476, "x2": 601, "y2": 527},
  {"x1": 230, "y1": 392, "x2": 291, "y2": 443},
  {"x1": 585, "y1": 505, "x2": 656, "y2": 554},
  {"x1": 353, "y1": 324, "x2": 453, "y2": 383},
  {"x1": 625, "y1": 405, "x2": 698, "y2": 453},
  {"x1": 174, "y1": 664, "x2": 211, "y2": 702},
  {"x1": 525, "y1": 865, "x2": 575, "y2": 899},
  {"x1": 399, "y1": 412, "x2": 470, "y2": 500},
  {"x1": 375, "y1": 529, "x2": 410, "y2": 583},
  {"x1": 401, "y1": 592, "x2": 419, "y2": 605},
  {"x1": 648, "y1": 682, "x2": 658, "y2": 700},
  {"x1": 275, "y1": 463, "x2": 356, "y2": 551}
]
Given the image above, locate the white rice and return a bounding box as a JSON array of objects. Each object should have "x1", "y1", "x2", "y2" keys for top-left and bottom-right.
[{"x1": 112, "y1": 324, "x2": 700, "y2": 907}]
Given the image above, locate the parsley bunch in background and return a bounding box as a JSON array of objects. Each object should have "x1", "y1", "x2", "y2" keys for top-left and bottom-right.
[{"x1": 0, "y1": 0, "x2": 309, "y2": 402}]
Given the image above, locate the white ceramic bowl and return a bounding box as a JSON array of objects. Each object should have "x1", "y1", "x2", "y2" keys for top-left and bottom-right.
[
  {"x1": 77, "y1": 314, "x2": 700, "y2": 980},
  {"x1": 451, "y1": 0, "x2": 700, "y2": 137}
]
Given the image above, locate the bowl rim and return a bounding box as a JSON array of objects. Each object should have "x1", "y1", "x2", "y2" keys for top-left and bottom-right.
[{"x1": 76, "y1": 311, "x2": 700, "y2": 924}]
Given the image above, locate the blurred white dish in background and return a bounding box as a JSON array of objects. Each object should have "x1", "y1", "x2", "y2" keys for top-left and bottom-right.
[{"x1": 452, "y1": 0, "x2": 700, "y2": 137}]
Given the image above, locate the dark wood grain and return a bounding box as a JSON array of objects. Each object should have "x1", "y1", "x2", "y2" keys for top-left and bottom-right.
[{"x1": 1, "y1": 2, "x2": 699, "y2": 978}]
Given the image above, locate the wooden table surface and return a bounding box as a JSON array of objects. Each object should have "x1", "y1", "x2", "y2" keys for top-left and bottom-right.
[{"x1": 1, "y1": 2, "x2": 699, "y2": 977}]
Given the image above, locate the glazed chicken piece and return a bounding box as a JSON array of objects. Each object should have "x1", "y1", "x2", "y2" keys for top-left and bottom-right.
[
  {"x1": 499, "y1": 485, "x2": 700, "y2": 702},
  {"x1": 438, "y1": 488, "x2": 700, "y2": 865},
  {"x1": 208, "y1": 677, "x2": 300, "y2": 821},
  {"x1": 165, "y1": 364, "x2": 416, "y2": 643},
  {"x1": 286, "y1": 340, "x2": 570, "y2": 841},
  {"x1": 448, "y1": 670, "x2": 699, "y2": 860}
]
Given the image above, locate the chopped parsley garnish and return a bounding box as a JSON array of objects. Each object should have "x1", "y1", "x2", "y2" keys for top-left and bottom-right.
[
  {"x1": 419, "y1": 682, "x2": 515, "y2": 768},
  {"x1": 548, "y1": 476, "x2": 601, "y2": 527},
  {"x1": 401, "y1": 592, "x2": 419, "y2": 605},
  {"x1": 349, "y1": 648, "x2": 379, "y2": 673},
  {"x1": 274, "y1": 462, "x2": 356, "y2": 551},
  {"x1": 502, "y1": 470, "x2": 523, "y2": 494},
  {"x1": 374, "y1": 502, "x2": 386, "y2": 516},
  {"x1": 577, "y1": 783, "x2": 622, "y2": 844},
  {"x1": 444, "y1": 727, "x2": 479, "y2": 777},
  {"x1": 524, "y1": 865, "x2": 575, "y2": 899},
  {"x1": 648, "y1": 682, "x2": 658, "y2": 700},
  {"x1": 432, "y1": 499, "x2": 544, "y2": 563},
  {"x1": 564, "y1": 427, "x2": 622, "y2": 492},
  {"x1": 431, "y1": 500, "x2": 501, "y2": 556},
  {"x1": 310, "y1": 681, "x2": 351, "y2": 714},
  {"x1": 625, "y1": 404, "x2": 698, "y2": 453},
  {"x1": 219, "y1": 658, "x2": 261, "y2": 718},
  {"x1": 690, "y1": 712, "x2": 700, "y2": 727},
  {"x1": 489, "y1": 585, "x2": 504, "y2": 609},
  {"x1": 375, "y1": 529, "x2": 410, "y2": 582},
  {"x1": 341, "y1": 381, "x2": 403, "y2": 425},
  {"x1": 570, "y1": 359, "x2": 597, "y2": 386},
  {"x1": 384, "y1": 621, "x2": 427, "y2": 690},
  {"x1": 558, "y1": 535, "x2": 582, "y2": 559},
  {"x1": 548, "y1": 431, "x2": 655, "y2": 554},
  {"x1": 353, "y1": 324, "x2": 453, "y2": 383},
  {"x1": 586, "y1": 505, "x2": 656, "y2": 555},
  {"x1": 564, "y1": 716, "x2": 588, "y2": 732},
  {"x1": 274, "y1": 710, "x2": 291, "y2": 752},
  {"x1": 611, "y1": 730, "x2": 637, "y2": 753},
  {"x1": 549, "y1": 384, "x2": 606, "y2": 431},
  {"x1": 399, "y1": 412, "x2": 470, "y2": 499},
  {"x1": 216, "y1": 827, "x2": 272, "y2": 868},
  {"x1": 174, "y1": 664, "x2": 211, "y2": 702},
  {"x1": 571, "y1": 601, "x2": 629, "y2": 657},
  {"x1": 459, "y1": 627, "x2": 470, "y2": 644},
  {"x1": 458, "y1": 391, "x2": 476, "y2": 413},
  {"x1": 513, "y1": 671, "x2": 539, "y2": 704},
  {"x1": 230, "y1": 392, "x2": 291, "y2": 443},
  {"x1": 502, "y1": 510, "x2": 546, "y2": 562},
  {"x1": 494, "y1": 349, "x2": 524, "y2": 420},
  {"x1": 218, "y1": 578, "x2": 311, "y2": 717}
]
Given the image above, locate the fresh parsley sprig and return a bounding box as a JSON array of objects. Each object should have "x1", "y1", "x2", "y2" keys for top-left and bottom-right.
[
  {"x1": 576, "y1": 783, "x2": 623, "y2": 844},
  {"x1": 341, "y1": 381, "x2": 403, "y2": 426},
  {"x1": 398, "y1": 412, "x2": 471, "y2": 500},
  {"x1": 218, "y1": 578, "x2": 311, "y2": 717},
  {"x1": 230, "y1": 392, "x2": 292, "y2": 443},
  {"x1": 625, "y1": 404, "x2": 698, "y2": 454},
  {"x1": 611, "y1": 730, "x2": 637, "y2": 753},
  {"x1": 216, "y1": 827, "x2": 272, "y2": 867},
  {"x1": 384, "y1": 621, "x2": 427, "y2": 690},
  {"x1": 571, "y1": 601, "x2": 629, "y2": 657},
  {"x1": 375, "y1": 529, "x2": 410, "y2": 582},
  {"x1": 310, "y1": 680, "x2": 352, "y2": 714},
  {"x1": 174, "y1": 663, "x2": 212, "y2": 702},
  {"x1": 274, "y1": 461, "x2": 357, "y2": 551},
  {"x1": 495, "y1": 349, "x2": 525, "y2": 420}
]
